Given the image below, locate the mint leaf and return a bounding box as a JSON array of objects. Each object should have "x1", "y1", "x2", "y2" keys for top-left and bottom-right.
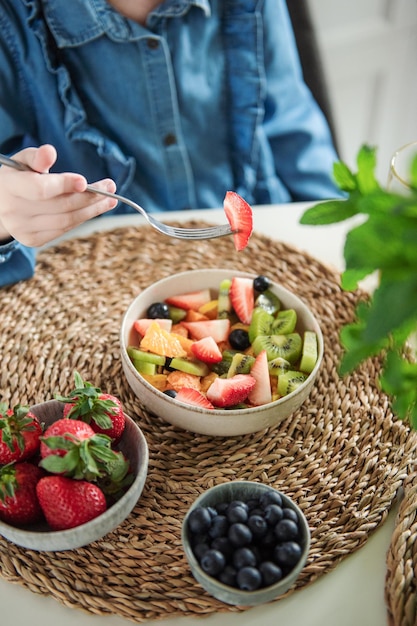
[
  {"x1": 333, "y1": 160, "x2": 357, "y2": 191},
  {"x1": 355, "y1": 145, "x2": 380, "y2": 194},
  {"x1": 300, "y1": 199, "x2": 358, "y2": 225}
]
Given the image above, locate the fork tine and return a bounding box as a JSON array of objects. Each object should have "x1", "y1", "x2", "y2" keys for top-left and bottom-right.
[{"x1": 166, "y1": 224, "x2": 235, "y2": 240}]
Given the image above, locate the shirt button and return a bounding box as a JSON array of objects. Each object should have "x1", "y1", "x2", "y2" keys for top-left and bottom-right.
[
  {"x1": 147, "y1": 38, "x2": 160, "y2": 49},
  {"x1": 163, "y1": 133, "x2": 177, "y2": 146}
]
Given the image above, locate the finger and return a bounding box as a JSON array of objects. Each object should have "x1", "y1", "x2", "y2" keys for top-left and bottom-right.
[
  {"x1": 30, "y1": 144, "x2": 57, "y2": 173},
  {"x1": 14, "y1": 144, "x2": 57, "y2": 174},
  {"x1": 33, "y1": 176, "x2": 116, "y2": 207},
  {"x1": 20, "y1": 195, "x2": 118, "y2": 246}
]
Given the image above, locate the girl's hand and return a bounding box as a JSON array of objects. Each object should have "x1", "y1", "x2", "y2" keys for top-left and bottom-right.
[{"x1": 0, "y1": 144, "x2": 118, "y2": 246}]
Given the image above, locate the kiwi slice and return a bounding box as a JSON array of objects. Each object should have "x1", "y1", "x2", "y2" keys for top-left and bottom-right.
[
  {"x1": 127, "y1": 346, "x2": 166, "y2": 366},
  {"x1": 211, "y1": 350, "x2": 236, "y2": 376},
  {"x1": 252, "y1": 333, "x2": 302, "y2": 364},
  {"x1": 255, "y1": 289, "x2": 281, "y2": 315},
  {"x1": 248, "y1": 307, "x2": 274, "y2": 343},
  {"x1": 227, "y1": 353, "x2": 255, "y2": 377},
  {"x1": 299, "y1": 331, "x2": 318, "y2": 373},
  {"x1": 133, "y1": 360, "x2": 157, "y2": 375},
  {"x1": 272, "y1": 309, "x2": 297, "y2": 334},
  {"x1": 167, "y1": 305, "x2": 187, "y2": 323},
  {"x1": 169, "y1": 357, "x2": 210, "y2": 376},
  {"x1": 278, "y1": 370, "x2": 308, "y2": 396},
  {"x1": 217, "y1": 279, "x2": 232, "y2": 319},
  {"x1": 268, "y1": 356, "x2": 291, "y2": 376}
]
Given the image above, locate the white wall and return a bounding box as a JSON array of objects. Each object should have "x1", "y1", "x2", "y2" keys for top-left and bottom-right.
[{"x1": 308, "y1": 0, "x2": 417, "y2": 181}]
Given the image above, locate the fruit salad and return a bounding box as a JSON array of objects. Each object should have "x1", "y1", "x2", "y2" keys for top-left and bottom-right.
[{"x1": 127, "y1": 275, "x2": 320, "y2": 410}]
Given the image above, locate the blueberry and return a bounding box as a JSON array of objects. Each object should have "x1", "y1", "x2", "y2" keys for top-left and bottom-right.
[
  {"x1": 229, "y1": 500, "x2": 249, "y2": 512},
  {"x1": 253, "y1": 275, "x2": 271, "y2": 293},
  {"x1": 219, "y1": 565, "x2": 238, "y2": 586},
  {"x1": 146, "y1": 302, "x2": 170, "y2": 319},
  {"x1": 163, "y1": 389, "x2": 177, "y2": 398},
  {"x1": 274, "y1": 519, "x2": 299, "y2": 542},
  {"x1": 200, "y1": 549, "x2": 226, "y2": 576},
  {"x1": 258, "y1": 528, "x2": 277, "y2": 548},
  {"x1": 215, "y1": 502, "x2": 229, "y2": 515},
  {"x1": 228, "y1": 328, "x2": 250, "y2": 351},
  {"x1": 228, "y1": 523, "x2": 252, "y2": 547},
  {"x1": 211, "y1": 536, "x2": 233, "y2": 560},
  {"x1": 188, "y1": 507, "x2": 212, "y2": 534},
  {"x1": 233, "y1": 547, "x2": 257, "y2": 569},
  {"x1": 226, "y1": 503, "x2": 248, "y2": 524},
  {"x1": 208, "y1": 514, "x2": 229, "y2": 539},
  {"x1": 273, "y1": 541, "x2": 302, "y2": 569},
  {"x1": 282, "y1": 507, "x2": 299, "y2": 523},
  {"x1": 260, "y1": 491, "x2": 283, "y2": 509},
  {"x1": 259, "y1": 561, "x2": 283, "y2": 586},
  {"x1": 247, "y1": 514, "x2": 268, "y2": 537},
  {"x1": 236, "y1": 566, "x2": 262, "y2": 591},
  {"x1": 193, "y1": 541, "x2": 210, "y2": 561},
  {"x1": 264, "y1": 503, "x2": 283, "y2": 526}
]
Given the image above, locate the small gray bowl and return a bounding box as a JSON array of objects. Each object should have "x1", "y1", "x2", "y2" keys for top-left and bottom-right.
[
  {"x1": 182, "y1": 481, "x2": 310, "y2": 606},
  {"x1": 0, "y1": 400, "x2": 149, "y2": 551}
]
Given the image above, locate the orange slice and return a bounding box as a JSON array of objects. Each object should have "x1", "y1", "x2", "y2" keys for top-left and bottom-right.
[
  {"x1": 166, "y1": 370, "x2": 201, "y2": 391},
  {"x1": 171, "y1": 332, "x2": 195, "y2": 357},
  {"x1": 185, "y1": 309, "x2": 209, "y2": 322},
  {"x1": 141, "y1": 373, "x2": 168, "y2": 391},
  {"x1": 140, "y1": 321, "x2": 186, "y2": 358},
  {"x1": 198, "y1": 299, "x2": 219, "y2": 320}
]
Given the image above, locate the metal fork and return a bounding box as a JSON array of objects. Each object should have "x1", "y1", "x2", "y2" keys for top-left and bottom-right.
[{"x1": 0, "y1": 153, "x2": 236, "y2": 241}]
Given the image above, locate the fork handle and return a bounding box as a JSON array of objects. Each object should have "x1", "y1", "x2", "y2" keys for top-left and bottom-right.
[
  {"x1": 0, "y1": 154, "x2": 114, "y2": 201},
  {"x1": 0, "y1": 153, "x2": 32, "y2": 172}
]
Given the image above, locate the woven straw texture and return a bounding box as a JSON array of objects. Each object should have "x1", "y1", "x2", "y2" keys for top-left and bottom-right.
[{"x1": 0, "y1": 222, "x2": 416, "y2": 624}]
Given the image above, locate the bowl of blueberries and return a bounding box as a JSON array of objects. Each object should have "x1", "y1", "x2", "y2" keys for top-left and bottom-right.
[{"x1": 181, "y1": 480, "x2": 310, "y2": 606}]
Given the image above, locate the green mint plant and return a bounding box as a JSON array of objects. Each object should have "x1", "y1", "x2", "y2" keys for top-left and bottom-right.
[{"x1": 300, "y1": 145, "x2": 417, "y2": 429}]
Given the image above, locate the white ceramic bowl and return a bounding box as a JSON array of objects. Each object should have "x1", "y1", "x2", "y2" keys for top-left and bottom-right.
[
  {"x1": 182, "y1": 481, "x2": 310, "y2": 606},
  {"x1": 0, "y1": 400, "x2": 149, "y2": 551},
  {"x1": 120, "y1": 269, "x2": 323, "y2": 436}
]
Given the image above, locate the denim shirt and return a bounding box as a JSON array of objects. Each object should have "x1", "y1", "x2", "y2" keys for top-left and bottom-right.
[{"x1": 0, "y1": 0, "x2": 340, "y2": 287}]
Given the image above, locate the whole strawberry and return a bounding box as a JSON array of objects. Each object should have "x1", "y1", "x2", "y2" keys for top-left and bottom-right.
[
  {"x1": 0, "y1": 403, "x2": 42, "y2": 465},
  {"x1": 57, "y1": 372, "x2": 125, "y2": 443},
  {"x1": 0, "y1": 462, "x2": 45, "y2": 526},
  {"x1": 36, "y1": 475, "x2": 106, "y2": 530},
  {"x1": 39, "y1": 418, "x2": 130, "y2": 486}
]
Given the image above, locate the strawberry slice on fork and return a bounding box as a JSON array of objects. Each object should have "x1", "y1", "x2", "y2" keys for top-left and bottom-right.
[{"x1": 223, "y1": 191, "x2": 253, "y2": 251}]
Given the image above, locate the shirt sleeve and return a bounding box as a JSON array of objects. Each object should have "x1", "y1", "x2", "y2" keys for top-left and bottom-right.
[
  {"x1": 0, "y1": 239, "x2": 36, "y2": 287},
  {"x1": 262, "y1": 0, "x2": 341, "y2": 201}
]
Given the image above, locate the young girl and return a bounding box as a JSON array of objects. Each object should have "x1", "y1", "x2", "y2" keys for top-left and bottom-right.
[{"x1": 0, "y1": 0, "x2": 340, "y2": 286}]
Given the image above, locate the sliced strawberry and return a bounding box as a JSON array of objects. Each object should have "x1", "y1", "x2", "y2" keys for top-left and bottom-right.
[
  {"x1": 133, "y1": 318, "x2": 173, "y2": 336},
  {"x1": 191, "y1": 336, "x2": 223, "y2": 364},
  {"x1": 247, "y1": 350, "x2": 272, "y2": 406},
  {"x1": 165, "y1": 289, "x2": 212, "y2": 311},
  {"x1": 223, "y1": 191, "x2": 253, "y2": 251},
  {"x1": 175, "y1": 388, "x2": 215, "y2": 410},
  {"x1": 229, "y1": 276, "x2": 254, "y2": 325},
  {"x1": 206, "y1": 374, "x2": 256, "y2": 408},
  {"x1": 181, "y1": 319, "x2": 231, "y2": 343}
]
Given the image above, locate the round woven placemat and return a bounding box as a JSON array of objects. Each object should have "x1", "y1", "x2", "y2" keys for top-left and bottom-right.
[{"x1": 0, "y1": 221, "x2": 416, "y2": 624}]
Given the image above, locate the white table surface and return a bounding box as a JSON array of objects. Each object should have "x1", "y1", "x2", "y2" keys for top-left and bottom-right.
[{"x1": 1, "y1": 202, "x2": 397, "y2": 626}]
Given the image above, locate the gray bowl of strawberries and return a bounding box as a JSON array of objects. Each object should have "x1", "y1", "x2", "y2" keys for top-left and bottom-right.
[
  {"x1": 0, "y1": 383, "x2": 148, "y2": 551},
  {"x1": 120, "y1": 269, "x2": 323, "y2": 436}
]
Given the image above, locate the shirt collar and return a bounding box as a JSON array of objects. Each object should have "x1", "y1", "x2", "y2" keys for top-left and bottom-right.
[{"x1": 28, "y1": 0, "x2": 211, "y2": 48}]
